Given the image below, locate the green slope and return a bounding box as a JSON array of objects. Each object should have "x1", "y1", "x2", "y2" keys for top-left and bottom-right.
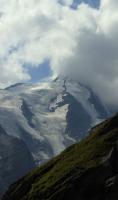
[{"x1": 2, "y1": 114, "x2": 118, "y2": 200}]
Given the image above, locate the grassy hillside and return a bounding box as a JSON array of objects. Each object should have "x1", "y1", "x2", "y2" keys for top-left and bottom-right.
[{"x1": 2, "y1": 114, "x2": 118, "y2": 200}]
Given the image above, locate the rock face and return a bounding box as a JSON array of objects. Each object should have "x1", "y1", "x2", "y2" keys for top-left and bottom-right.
[
  {"x1": 0, "y1": 78, "x2": 109, "y2": 165},
  {"x1": 0, "y1": 78, "x2": 110, "y2": 195},
  {"x1": 2, "y1": 114, "x2": 118, "y2": 200},
  {"x1": 0, "y1": 125, "x2": 35, "y2": 196}
]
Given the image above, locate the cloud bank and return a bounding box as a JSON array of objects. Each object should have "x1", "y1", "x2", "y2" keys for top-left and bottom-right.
[{"x1": 0, "y1": 0, "x2": 118, "y2": 107}]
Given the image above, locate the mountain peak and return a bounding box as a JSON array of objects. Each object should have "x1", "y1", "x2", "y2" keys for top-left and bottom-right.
[
  {"x1": 5, "y1": 83, "x2": 25, "y2": 90},
  {"x1": 0, "y1": 77, "x2": 110, "y2": 195}
]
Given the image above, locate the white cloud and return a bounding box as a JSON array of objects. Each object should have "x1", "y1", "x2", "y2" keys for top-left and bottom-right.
[
  {"x1": 59, "y1": 0, "x2": 73, "y2": 6},
  {"x1": 0, "y1": 0, "x2": 118, "y2": 107}
]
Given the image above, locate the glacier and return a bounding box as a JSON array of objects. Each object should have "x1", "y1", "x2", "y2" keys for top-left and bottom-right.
[
  {"x1": 0, "y1": 77, "x2": 110, "y2": 195},
  {"x1": 0, "y1": 78, "x2": 109, "y2": 164}
]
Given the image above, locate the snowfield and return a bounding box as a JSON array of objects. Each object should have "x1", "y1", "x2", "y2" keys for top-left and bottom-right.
[{"x1": 0, "y1": 78, "x2": 109, "y2": 165}]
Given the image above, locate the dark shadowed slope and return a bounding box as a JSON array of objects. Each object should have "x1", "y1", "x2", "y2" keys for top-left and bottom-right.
[
  {"x1": 0, "y1": 125, "x2": 35, "y2": 197},
  {"x1": 2, "y1": 114, "x2": 118, "y2": 200}
]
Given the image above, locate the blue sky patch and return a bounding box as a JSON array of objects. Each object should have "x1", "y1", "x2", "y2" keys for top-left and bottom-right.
[
  {"x1": 71, "y1": 0, "x2": 100, "y2": 9},
  {"x1": 26, "y1": 61, "x2": 52, "y2": 83}
]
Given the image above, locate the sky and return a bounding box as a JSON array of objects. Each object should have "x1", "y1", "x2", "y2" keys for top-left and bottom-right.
[
  {"x1": 29, "y1": 0, "x2": 100, "y2": 82},
  {"x1": 1, "y1": 0, "x2": 118, "y2": 107}
]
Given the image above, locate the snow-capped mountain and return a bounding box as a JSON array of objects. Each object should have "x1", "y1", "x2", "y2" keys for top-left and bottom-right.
[
  {"x1": 0, "y1": 78, "x2": 109, "y2": 164},
  {"x1": 0, "y1": 77, "x2": 109, "y2": 194}
]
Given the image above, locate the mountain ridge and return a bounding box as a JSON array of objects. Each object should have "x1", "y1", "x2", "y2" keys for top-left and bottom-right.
[
  {"x1": 0, "y1": 78, "x2": 110, "y2": 194},
  {"x1": 2, "y1": 113, "x2": 118, "y2": 200},
  {"x1": 0, "y1": 78, "x2": 109, "y2": 163}
]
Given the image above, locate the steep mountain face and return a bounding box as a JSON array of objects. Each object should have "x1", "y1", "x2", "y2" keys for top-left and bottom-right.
[
  {"x1": 2, "y1": 114, "x2": 118, "y2": 200},
  {"x1": 0, "y1": 78, "x2": 109, "y2": 164},
  {"x1": 0, "y1": 125, "x2": 35, "y2": 197},
  {"x1": 0, "y1": 78, "x2": 109, "y2": 194}
]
